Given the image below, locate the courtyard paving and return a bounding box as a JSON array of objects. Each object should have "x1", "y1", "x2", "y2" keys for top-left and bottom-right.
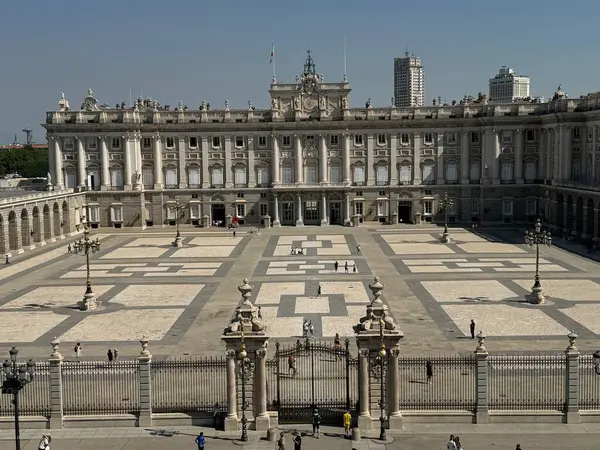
[{"x1": 0, "y1": 224, "x2": 599, "y2": 361}]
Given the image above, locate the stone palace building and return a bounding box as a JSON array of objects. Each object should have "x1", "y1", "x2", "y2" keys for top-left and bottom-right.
[{"x1": 35, "y1": 51, "x2": 600, "y2": 237}]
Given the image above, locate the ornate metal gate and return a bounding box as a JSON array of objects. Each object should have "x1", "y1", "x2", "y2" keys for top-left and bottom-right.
[{"x1": 266, "y1": 340, "x2": 358, "y2": 424}]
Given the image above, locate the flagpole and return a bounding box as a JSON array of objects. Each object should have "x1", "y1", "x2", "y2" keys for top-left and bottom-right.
[
  {"x1": 343, "y1": 37, "x2": 347, "y2": 81},
  {"x1": 271, "y1": 41, "x2": 276, "y2": 81}
]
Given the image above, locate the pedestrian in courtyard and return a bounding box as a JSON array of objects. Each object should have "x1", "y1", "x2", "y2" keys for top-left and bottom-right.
[
  {"x1": 4, "y1": 254, "x2": 9, "y2": 265},
  {"x1": 446, "y1": 434, "x2": 457, "y2": 450},
  {"x1": 334, "y1": 261, "x2": 339, "y2": 272},
  {"x1": 312, "y1": 407, "x2": 321, "y2": 438},
  {"x1": 107, "y1": 349, "x2": 113, "y2": 362},
  {"x1": 288, "y1": 354, "x2": 297, "y2": 377},
  {"x1": 293, "y1": 432, "x2": 301, "y2": 450},
  {"x1": 257, "y1": 306, "x2": 263, "y2": 320},
  {"x1": 344, "y1": 261, "x2": 349, "y2": 273},
  {"x1": 67, "y1": 244, "x2": 72, "y2": 253},
  {"x1": 352, "y1": 264, "x2": 357, "y2": 274},
  {"x1": 277, "y1": 432, "x2": 286, "y2": 450},
  {"x1": 454, "y1": 436, "x2": 463, "y2": 450},
  {"x1": 195, "y1": 431, "x2": 206, "y2": 450},
  {"x1": 74, "y1": 343, "x2": 82, "y2": 361},
  {"x1": 470, "y1": 319, "x2": 476, "y2": 339},
  {"x1": 515, "y1": 445, "x2": 521, "y2": 450},
  {"x1": 426, "y1": 360, "x2": 433, "y2": 384},
  {"x1": 113, "y1": 349, "x2": 118, "y2": 361},
  {"x1": 343, "y1": 410, "x2": 352, "y2": 437},
  {"x1": 308, "y1": 321, "x2": 315, "y2": 338},
  {"x1": 316, "y1": 284, "x2": 322, "y2": 298},
  {"x1": 233, "y1": 230, "x2": 236, "y2": 238},
  {"x1": 356, "y1": 245, "x2": 361, "y2": 254},
  {"x1": 212, "y1": 402, "x2": 221, "y2": 429},
  {"x1": 37, "y1": 434, "x2": 51, "y2": 450}
]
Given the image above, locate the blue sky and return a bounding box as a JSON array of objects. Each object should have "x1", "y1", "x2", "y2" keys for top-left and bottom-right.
[{"x1": 1, "y1": 0, "x2": 599, "y2": 145}]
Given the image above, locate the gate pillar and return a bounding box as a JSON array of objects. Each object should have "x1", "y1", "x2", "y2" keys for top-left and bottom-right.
[
  {"x1": 222, "y1": 278, "x2": 272, "y2": 432},
  {"x1": 353, "y1": 276, "x2": 404, "y2": 433}
]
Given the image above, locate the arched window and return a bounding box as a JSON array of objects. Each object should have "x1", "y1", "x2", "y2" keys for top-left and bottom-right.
[
  {"x1": 233, "y1": 164, "x2": 247, "y2": 187},
  {"x1": 445, "y1": 160, "x2": 458, "y2": 183},
  {"x1": 256, "y1": 165, "x2": 270, "y2": 186},
  {"x1": 164, "y1": 165, "x2": 178, "y2": 188},
  {"x1": 188, "y1": 165, "x2": 201, "y2": 187},
  {"x1": 352, "y1": 163, "x2": 365, "y2": 185},
  {"x1": 422, "y1": 161, "x2": 435, "y2": 184}
]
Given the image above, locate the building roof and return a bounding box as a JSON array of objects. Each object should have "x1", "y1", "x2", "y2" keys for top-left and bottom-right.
[{"x1": 0, "y1": 144, "x2": 48, "y2": 150}]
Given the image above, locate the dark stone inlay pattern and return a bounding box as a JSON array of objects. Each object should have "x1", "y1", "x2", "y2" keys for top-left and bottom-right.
[{"x1": 252, "y1": 258, "x2": 371, "y2": 277}]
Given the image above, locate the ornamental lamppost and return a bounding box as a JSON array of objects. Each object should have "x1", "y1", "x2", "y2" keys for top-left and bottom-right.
[
  {"x1": 73, "y1": 227, "x2": 101, "y2": 310},
  {"x1": 524, "y1": 218, "x2": 552, "y2": 304},
  {"x1": 593, "y1": 350, "x2": 600, "y2": 375},
  {"x1": 237, "y1": 318, "x2": 254, "y2": 442},
  {"x1": 373, "y1": 318, "x2": 387, "y2": 441},
  {"x1": 2, "y1": 347, "x2": 35, "y2": 450},
  {"x1": 439, "y1": 192, "x2": 454, "y2": 243},
  {"x1": 168, "y1": 197, "x2": 186, "y2": 248}
]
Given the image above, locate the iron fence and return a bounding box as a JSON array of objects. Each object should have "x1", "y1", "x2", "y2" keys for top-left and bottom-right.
[
  {"x1": 398, "y1": 355, "x2": 477, "y2": 411},
  {"x1": 488, "y1": 355, "x2": 566, "y2": 410},
  {"x1": 579, "y1": 355, "x2": 600, "y2": 410},
  {"x1": 0, "y1": 361, "x2": 50, "y2": 417},
  {"x1": 61, "y1": 361, "x2": 140, "y2": 415},
  {"x1": 151, "y1": 357, "x2": 228, "y2": 413}
]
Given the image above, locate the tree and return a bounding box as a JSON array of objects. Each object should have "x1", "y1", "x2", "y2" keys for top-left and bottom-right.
[{"x1": 0, "y1": 147, "x2": 49, "y2": 178}]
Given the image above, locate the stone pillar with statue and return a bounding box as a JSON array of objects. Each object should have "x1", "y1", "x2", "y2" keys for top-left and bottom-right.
[
  {"x1": 221, "y1": 279, "x2": 272, "y2": 433},
  {"x1": 353, "y1": 276, "x2": 404, "y2": 433}
]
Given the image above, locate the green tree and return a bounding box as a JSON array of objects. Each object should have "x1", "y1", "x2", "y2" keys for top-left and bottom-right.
[{"x1": 0, "y1": 147, "x2": 49, "y2": 178}]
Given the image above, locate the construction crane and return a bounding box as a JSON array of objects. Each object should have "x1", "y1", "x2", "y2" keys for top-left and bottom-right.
[{"x1": 22, "y1": 127, "x2": 33, "y2": 145}]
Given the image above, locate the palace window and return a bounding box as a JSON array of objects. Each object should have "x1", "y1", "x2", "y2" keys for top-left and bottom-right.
[
  {"x1": 282, "y1": 136, "x2": 291, "y2": 147},
  {"x1": 502, "y1": 199, "x2": 513, "y2": 216},
  {"x1": 165, "y1": 137, "x2": 175, "y2": 148},
  {"x1": 189, "y1": 203, "x2": 200, "y2": 220},
  {"x1": 282, "y1": 166, "x2": 293, "y2": 184},
  {"x1": 330, "y1": 135, "x2": 338, "y2": 146},
  {"x1": 400, "y1": 133, "x2": 410, "y2": 145},
  {"x1": 142, "y1": 137, "x2": 152, "y2": 149},
  {"x1": 212, "y1": 136, "x2": 221, "y2": 148},
  {"x1": 424, "y1": 133, "x2": 433, "y2": 144},
  {"x1": 306, "y1": 166, "x2": 317, "y2": 184},
  {"x1": 470, "y1": 162, "x2": 480, "y2": 181},
  {"x1": 257, "y1": 166, "x2": 270, "y2": 186},
  {"x1": 110, "y1": 168, "x2": 123, "y2": 189},
  {"x1": 525, "y1": 130, "x2": 536, "y2": 142},
  {"x1": 330, "y1": 166, "x2": 341, "y2": 183},
  {"x1": 573, "y1": 127, "x2": 581, "y2": 140},
  {"x1": 88, "y1": 206, "x2": 100, "y2": 223},
  {"x1": 354, "y1": 202, "x2": 364, "y2": 216},
  {"x1": 188, "y1": 167, "x2": 201, "y2": 187},
  {"x1": 353, "y1": 165, "x2": 365, "y2": 184},
  {"x1": 236, "y1": 203, "x2": 246, "y2": 218},
  {"x1": 211, "y1": 167, "x2": 224, "y2": 186},
  {"x1": 165, "y1": 168, "x2": 178, "y2": 187},
  {"x1": 446, "y1": 162, "x2": 458, "y2": 183},
  {"x1": 399, "y1": 166, "x2": 411, "y2": 184},
  {"x1": 447, "y1": 132, "x2": 457, "y2": 144},
  {"x1": 377, "y1": 134, "x2": 386, "y2": 145},
  {"x1": 423, "y1": 201, "x2": 433, "y2": 215},
  {"x1": 500, "y1": 162, "x2": 514, "y2": 182},
  {"x1": 354, "y1": 134, "x2": 363, "y2": 146},
  {"x1": 422, "y1": 164, "x2": 435, "y2": 184},
  {"x1": 234, "y1": 166, "x2": 247, "y2": 186},
  {"x1": 471, "y1": 200, "x2": 479, "y2": 215},
  {"x1": 110, "y1": 205, "x2": 123, "y2": 222},
  {"x1": 142, "y1": 167, "x2": 154, "y2": 188},
  {"x1": 526, "y1": 199, "x2": 537, "y2": 216},
  {"x1": 471, "y1": 132, "x2": 480, "y2": 143},
  {"x1": 258, "y1": 136, "x2": 267, "y2": 147},
  {"x1": 304, "y1": 200, "x2": 318, "y2": 221},
  {"x1": 87, "y1": 138, "x2": 97, "y2": 150},
  {"x1": 189, "y1": 137, "x2": 198, "y2": 148},
  {"x1": 376, "y1": 165, "x2": 388, "y2": 185},
  {"x1": 111, "y1": 138, "x2": 121, "y2": 149},
  {"x1": 259, "y1": 203, "x2": 268, "y2": 216},
  {"x1": 524, "y1": 161, "x2": 537, "y2": 181},
  {"x1": 235, "y1": 136, "x2": 244, "y2": 148},
  {"x1": 64, "y1": 139, "x2": 74, "y2": 150}
]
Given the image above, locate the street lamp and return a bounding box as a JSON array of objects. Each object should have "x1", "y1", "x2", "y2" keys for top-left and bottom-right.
[
  {"x1": 168, "y1": 197, "x2": 186, "y2": 248},
  {"x1": 237, "y1": 318, "x2": 254, "y2": 442},
  {"x1": 2, "y1": 347, "x2": 35, "y2": 450},
  {"x1": 373, "y1": 318, "x2": 387, "y2": 441},
  {"x1": 72, "y1": 227, "x2": 101, "y2": 310},
  {"x1": 524, "y1": 218, "x2": 552, "y2": 304},
  {"x1": 593, "y1": 350, "x2": 600, "y2": 375},
  {"x1": 439, "y1": 192, "x2": 454, "y2": 243}
]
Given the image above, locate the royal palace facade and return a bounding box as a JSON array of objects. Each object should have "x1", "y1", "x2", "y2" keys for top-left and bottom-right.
[{"x1": 39, "y1": 53, "x2": 600, "y2": 238}]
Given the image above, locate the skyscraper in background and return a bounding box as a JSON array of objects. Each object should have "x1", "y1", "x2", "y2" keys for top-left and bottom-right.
[{"x1": 393, "y1": 51, "x2": 425, "y2": 107}]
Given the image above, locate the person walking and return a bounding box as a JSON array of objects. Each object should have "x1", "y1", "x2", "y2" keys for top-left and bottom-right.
[
  {"x1": 454, "y1": 436, "x2": 463, "y2": 450},
  {"x1": 356, "y1": 245, "x2": 361, "y2": 254},
  {"x1": 352, "y1": 264, "x2": 357, "y2": 274},
  {"x1": 74, "y1": 343, "x2": 82, "y2": 361},
  {"x1": 212, "y1": 402, "x2": 222, "y2": 429},
  {"x1": 344, "y1": 261, "x2": 349, "y2": 273},
  {"x1": 426, "y1": 360, "x2": 433, "y2": 384},
  {"x1": 334, "y1": 261, "x2": 339, "y2": 272},
  {"x1": 308, "y1": 321, "x2": 315, "y2": 339},
  {"x1": 343, "y1": 410, "x2": 352, "y2": 437},
  {"x1": 312, "y1": 407, "x2": 321, "y2": 438},
  {"x1": 277, "y1": 432, "x2": 286, "y2": 450},
  {"x1": 258, "y1": 306, "x2": 263, "y2": 320},
  {"x1": 515, "y1": 445, "x2": 521, "y2": 450},
  {"x1": 288, "y1": 354, "x2": 297, "y2": 377},
  {"x1": 4, "y1": 254, "x2": 9, "y2": 265},
  {"x1": 316, "y1": 284, "x2": 322, "y2": 298},
  {"x1": 293, "y1": 433, "x2": 302, "y2": 450},
  {"x1": 67, "y1": 244, "x2": 72, "y2": 254},
  {"x1": 233, "y1": 230, "x2": 236, "y2": 238},
  {"x1": 113, "y1": 349, "x2": 118, "y2": 361},
  {"x1": 303, "y1": 319, "x2": 309, "y2": 338},
  {"x1": 107, "y1": 349, "x2": 113, "y2": 362},
  {"x1": 195, "y1": 432, "x2": 206, "y2": 450},
  {"x1": 470, "y1": 319, "x2": 476, "y2": 339},
  {"x1": 37, "y1": 434, "x2": 51, "y2": 450},
  {"x1": 446, "y1": 434, "x2": 457, "y2": 450}
]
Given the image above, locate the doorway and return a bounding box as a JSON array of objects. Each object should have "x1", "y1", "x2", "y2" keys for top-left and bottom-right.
[
  {"x1": 398, "y1": 201, "x2": 412, "y2": 224},
  {"x1": 211, "y1": 203, "x2": 226, "y2": 226},
  {"x1": 329, "y1": 202, "x2": 342, "y2": 225},
  {"x1": 282, "y1": 202, "x2": 295, "y2": 226}
]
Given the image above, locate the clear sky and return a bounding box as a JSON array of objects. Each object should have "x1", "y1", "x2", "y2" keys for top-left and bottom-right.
[{"x1": 1, "y1": 0, "x2": 599, "y2": 145}]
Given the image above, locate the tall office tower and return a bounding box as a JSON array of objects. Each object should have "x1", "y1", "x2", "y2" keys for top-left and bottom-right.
[
  {"x1": 489, "y1": 66, "x2": 531, "y2": 103},
  {"x1": 393, "y1": 51, "x2": 425, "y2": 107}
]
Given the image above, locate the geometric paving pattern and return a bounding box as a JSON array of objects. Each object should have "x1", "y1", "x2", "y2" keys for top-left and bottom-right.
[
  {"x1": 254, "y1": 259, "x2": 368, "y2": 276},
  {"x1": 101, "y1": 236, "x2": 244, "y2": 259},
  {"x1": 400, "y1": 257, "x2": 568, "y2": 274},
  {"x1": 61, "y1": 262, "x2": 225, "y2": 278},
  {"x1": 267, "y1": 234, "x2": 354, "y2": 257}
]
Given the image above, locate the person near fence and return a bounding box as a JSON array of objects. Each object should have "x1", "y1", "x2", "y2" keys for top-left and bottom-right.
[
  {"x1": 515, "y1": 445, "x2": 521, "y2": 450},
  {"x1": 426, "y1": 360, "x2": 433, "y2": 384},
  {"x1": 37, "y1": 434, "x2": 51, "y2": 450},
  {"x1": 277, "y1": 431, "x2": 286, "y2": 450},
  {"x1": 334, "y1": 260, "x2": 339, "y2": 272},
  {"x1": 107, "y1": 348, "x2": 113, "y2": 362},
  {"x1": 343, "y1": 410, "x2": 352, "y2": 437},
  {"x1": 454, "y1": 435, "x2": 463, "y2": 450},
  {"x1": 312, "y1": 407, "x2": 321, "y2": 438},
  {"x1": 303, "y1": 319, "x2": 309, "y2": 338},
  {"x1": 293, "y1": 432, "x2": 302, "y2": 450},
  {"x1": 288, "y1": 354, "x2": 297, "y2": 377},
  {"x1": 308, "y1": 321, "x2": 315, "y2": 338},
  {"x1": 212, "y1": 402, "x2": 221, "y2": 429},
  {"x1": 470, "y1": 319, "x2": 476, "y2": 339},
  {"x1": 334, "y1": 333, "x2": 342, "y2": 360},
  {"x1": 344, "y1": 261, "x2": 349, "y2": 273},
  {"x1": 113, "y1": 348, "x2": 119, "y2": 360},
  {"x1": 446, "y1": 434, "x2": 457, "y2": 450},
  {"x1": 195, "y1": 431, "x2": 205, "y2": 450},
  {"x1": 74, "y1": 342, "x2": 82, "y2": 361},
  {"x1": 352, "y1": 263, "x2": 357, "y2": 273}
]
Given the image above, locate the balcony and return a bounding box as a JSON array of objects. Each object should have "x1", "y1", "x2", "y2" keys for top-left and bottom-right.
[
  {"x1": 375, "y1": 181, "x2": 388, "y2": 186},
  {"x1": 353, "y1": 182, "x2": 366, "y2": 186},
  {"x1": 211, "y1": 184, "x2": 223, "y2": 189},
  {"x1": 234, "y1": 183, "x2": 247, "y2": 188}
]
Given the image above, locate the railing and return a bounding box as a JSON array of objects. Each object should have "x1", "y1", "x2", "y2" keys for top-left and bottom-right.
[
  {"x1": 151, "y1": 358, "x2": 227, "y2": 413},
  {"x1": 61, "y1": 361, "x2": 140, "y2": 415},
  {"x1": 579, "y1": 355, "x2": 600, "y2": 409},
  {"x1": 398, "y1": 355, "x2": 477, "y2": 410},
  {"x1": 488, "y1": 355, "x2": 566, "y2": 410},
  {"x1": 0, "y1": 362, "x2": 51, "y2": 416}
]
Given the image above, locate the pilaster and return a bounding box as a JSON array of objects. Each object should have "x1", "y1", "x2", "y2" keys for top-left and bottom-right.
[
  {"x1": 389, "y1": 134, "x2": 398, "y2": 185},
  {"x1": 123, "y1": 133, "x2": 133, "y2": 190},
  {"x1": 296, "y1": 194, "x2": 303, "y2": 227},
  {"x1": 201, "y1": 137, "x2": 210, "y2": 188},
  {"x1": 320, "y1": 193, "x2": 328, "y2": 226},
  {"x1": 319, "y1": 134, "x2": 328, "y2": 183},
  {"x1": 272, "y1": 194, "x2": 280, "y2": 226},
  {"x1": 387, "y1": 347, "x2": 402, "y2": 430},
  {"x1": 138, "y1": 337, "x2": 153, "y2": 427},
  {"x1": 563, "y1": 126, "x2": 573, "y2": 182},
  {"x1": 47, "y1": 135, "x2": 56, "y2": 188},
  {"x1": 271, "y1": 134, "x2": 280, "y2": 185},
  {"x1": 224, "y1": 349, "x2": 238, "y2": 431},
  {"x1": 55, "y1": 138, "x2": 64, "y2": 189},
  {"x1": 436, "y1": 132, "x2": 445, "y2": 185},
  {"x1": 153, "y1": 134, "x2": 164, "y2": 189},
  {"x1": 100, "y1": 137, "x2": 110, "y2": 190},
  {"x1": 247, "y1": 136, "x2": 256, "y2": 187},
  {"x1": 178, "y1": 137, "x2": 188, "y2": 189},
  {"x1": 366, "y1": 134, "x2": 375, "y2": 185},
  {"x1": 254, "y1": 347, "x2": 270, "y2": 431},
  {"x1": 460, "y1": 131, "x2": 469, "y2": 184},
  {"x1": 490, "y1": 129, "x2": 500, "y2": 184},
  {"x1": 342, "y1": 132, "x2": 351, "y2": 185},
  {"x1": 474, "y1": 332, "x2": 489, "y2": 424},
  {"x1": 515, "y1": 129, "x2": 524, "y2": 184},
  {"x1": 76, "y1": 137, "x2": 86, "y2": 188},
  {"x1": 48, "y1": 339, "x2": 64, "y2": 429},
  {"x1": 225, "y1": 136, "x2": 233, "y2": 188},
  {"x1": 294, "y1": 134, "x2": 303, "y2": 184},
  {"x1": 538, "y1": 129, "x2": 547, "y2": 181},
  {"x1": 412, "y1": 133, "x2": 421, "y2": 184}
]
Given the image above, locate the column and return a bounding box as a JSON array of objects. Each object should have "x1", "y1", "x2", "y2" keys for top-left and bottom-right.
[
  {"x1": 563, "y1": 126, "x2": 573, "y2": 182},
  {"x1": 538, "y1": 129, "x2": 547, "y2": 181},
  {"x1": 201, "y1": 137, "x2": 210, "y2": 188},
  {"x1": 254, "y1": 347, "x2": 270, "y2": 431},
  {"x1": 273, "y1": 194, "x2": 280, "y2": 226},
  {"x1": 55, "y1": 138, "x2": 64, "y2": 189},
  {"x1": 295, "y1": 134, "x2": 303, "y2": 184},
  {"x1": 388, "y1": 347, "x2": 402, "y2": 429},
  {"x1": 224, "y1": 136, "x2": 233, "y2": 188},
  {"x1": 153, "y1": 135, "x2": 164, "y2": 189},
  {"x1": 47, "y1": 135, "x2": 56, "y2": 188},
  {"x1": 366, "y1": 134, "x2": 375, "y2": 185},
  {"x1": 389, "y1": 134, "x2": 398, "y2": 185},
  {"x1": 460, "y1": 131, "x2": 470, "y2": 184},
  {"x1": 412, "y1": 133, "x2": 421, "y2": 184},
  {"x1": 592, "y1": 126, "x2": 597, "y2": 183},
  {"x1": 436, "y1": 132, "x2": 445, "y2": 185},
  {"x1": 37, "y1": 211, "x2": 46, "y2": 246},
  {"x1": 48, "y1": 340, "x2": 64, "y2": 429},
  {"x1": 224, "y1": 350, "x2": 239, "y2": 431},
  {"x1": 357, "y1": 348, "x2": 372, "y2": 430},
  {"x1": 248, "y1": 136, "x2": 256, "y2": 187},
  {"x1": 515, "y1": 129, "x2": 524, "y2": 184},
  {"x1": 490, "y1": 130, "x2": 500, "y2": 184},
  {"x1": 319, "y1": 134, "x2": 328, "y2": 183},
  {"x1": 342, "y1": 132, "x2": 351, "y2": 184},
  {"x1": 344, "y1": 192, "x2": 351, "y2": 226},
  {"x1": 546, "y1": 128, "x2": 554, "y2": 182},
  {"x1": 138, "y1": 339, "x2": 153, "y2": 427},
  {"x1": 100, "y1": 137, "x2": 110, "y2": 190},
  {"x1": 134, "y1": 132, "x2": 143, "y2": 189},
  {"x1": 178, "y1": 137, "x2": 188, "y2": 189},
  {"x1": 271, "y1": 134, "x2": 280, "y2": 185},
  {"x1": 124, "y1": 134, "x2": 133, "y2": 190},
  {"x1": 554, "y1": 128, "x2": 561, "y2": 181},
  {"x1": 76, "y1": 137, "x2": 86, "y2": 188},
  {"x1": 296, "y1": 194, "x2": 303, "y2": 226},
  {"x1": 474, "y1": 335, "x2": 490, "y2": 424},
  {"x1": 565, "y1": 333, "x2": 581, "y2": 424},
  {"x1": 320, "y1": 193, "x2": 328, "y2": 226}
]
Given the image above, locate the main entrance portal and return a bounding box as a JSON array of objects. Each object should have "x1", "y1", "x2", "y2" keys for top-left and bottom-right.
[
  {"x1": 281, "y1": 202, "x2": 295, "y2": 226},
  {"x1": 329, "y1": 201, "x2": 342, "y2": 225},
  {"x1": 211, "y1": 204, "x2": 226, "y2": 226},
  {"x1": 398, "y1": 201, "x2": 412, "y2": 224}
]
